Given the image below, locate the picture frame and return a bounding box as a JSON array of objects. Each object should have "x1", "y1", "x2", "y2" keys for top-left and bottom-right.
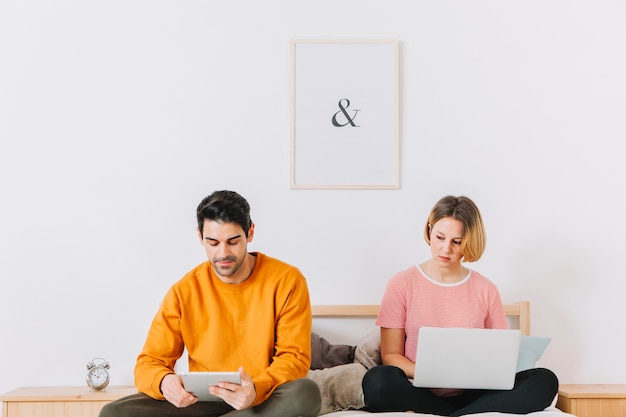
[{"x1": 290, "y1": 39, "x2": 400, "y2": 190}]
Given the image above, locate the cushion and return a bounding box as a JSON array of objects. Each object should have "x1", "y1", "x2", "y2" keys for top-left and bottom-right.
[
  {"x1": 516, "y1": 335, "x2": 551, "y2": 372},
  {"x1": 353, "y1": 329, "x2": 381, "y2": 369},
  {"x1": 311, "y1": 332, "x2": 356, "y2": 370},
  {"x1": 306, "y1": 363, "x2": 367, "y2": 415}
]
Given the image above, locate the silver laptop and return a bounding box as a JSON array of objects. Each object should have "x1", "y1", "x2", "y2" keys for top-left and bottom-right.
[{"x1": 412, "y1": 327, "x2": 521, "y2": 390}]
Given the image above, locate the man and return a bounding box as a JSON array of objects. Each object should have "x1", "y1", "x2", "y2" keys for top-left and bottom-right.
[{"x1": 100, "y1": 190, "x2": 321, "y2": 417}]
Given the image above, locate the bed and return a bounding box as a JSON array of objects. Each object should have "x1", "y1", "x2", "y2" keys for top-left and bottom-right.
[{"x1": 307, "y1": 301, "x2": 576, "y2": 417}]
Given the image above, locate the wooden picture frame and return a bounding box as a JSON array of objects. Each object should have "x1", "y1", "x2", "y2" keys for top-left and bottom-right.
[{"x1": 290, "y1": 39, "x2": 400, "y2": 189}]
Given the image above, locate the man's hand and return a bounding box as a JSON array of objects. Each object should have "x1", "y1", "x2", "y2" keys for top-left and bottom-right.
[
  {"x1": 209, "y1": 366, "x2": 256, "y2": 410},
  {"x1": 161, "y1": 373, "x2": 198, "y2": 408}
]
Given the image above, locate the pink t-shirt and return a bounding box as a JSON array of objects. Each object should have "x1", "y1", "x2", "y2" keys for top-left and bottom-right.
[{"x1": 376, "y1": 265, "x2": 508, "y2": 362}]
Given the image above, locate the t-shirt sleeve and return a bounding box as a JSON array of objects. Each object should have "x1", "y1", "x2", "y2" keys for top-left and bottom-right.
[
  {"x1": 484, "y1": 285, "x2": 508, "y2": 329},
  {"x1": 376, "y1": 274, "x2": 407, "y2": 329}
]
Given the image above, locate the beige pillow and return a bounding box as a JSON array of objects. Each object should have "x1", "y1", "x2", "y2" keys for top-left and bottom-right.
[
  {"x1": 353, "y1": 329, "x2": 381, "y2": 369},
  {"x1": 306, "y1": 363, "x2": 367, "y2": 415}
]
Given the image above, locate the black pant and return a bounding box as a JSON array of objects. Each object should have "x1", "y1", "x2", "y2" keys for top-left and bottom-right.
[{"x1": 362, "y1": 365, "x2": 559, "y2": 416}]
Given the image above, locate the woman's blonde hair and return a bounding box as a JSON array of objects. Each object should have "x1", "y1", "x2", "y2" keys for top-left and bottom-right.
[{"x1": 423, "y1": 195, "x2": 486, "y2": 262}]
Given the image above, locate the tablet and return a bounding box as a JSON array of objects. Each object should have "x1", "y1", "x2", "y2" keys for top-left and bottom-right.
[{"x1": 179, "y1": 371, "x2": 241, "y2": 401}]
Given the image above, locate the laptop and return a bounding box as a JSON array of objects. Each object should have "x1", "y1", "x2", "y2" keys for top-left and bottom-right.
[{"x1": 412, "y1": 327, "x2": 521, "y2": 390}]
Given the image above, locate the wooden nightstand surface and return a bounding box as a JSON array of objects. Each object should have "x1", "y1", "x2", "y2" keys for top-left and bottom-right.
[
  {"x1": 0, "y1": 386, "x2": 136, "y2": 401},
  {"x1": 559, "y1": 384, "x2": 626, "y2": 398}
]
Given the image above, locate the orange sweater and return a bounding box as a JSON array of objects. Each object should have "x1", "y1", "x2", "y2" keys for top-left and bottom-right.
[{"x1": 134, "y1": 253, "x2": 312, "y2": 406}]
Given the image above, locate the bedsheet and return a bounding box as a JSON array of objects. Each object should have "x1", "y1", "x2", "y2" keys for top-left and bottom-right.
[{"x1": 322, "y1": 408, "x2": 576, "y2": 417}]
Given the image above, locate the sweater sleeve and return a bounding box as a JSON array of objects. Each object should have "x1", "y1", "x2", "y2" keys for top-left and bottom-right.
[
  {"x1": 134, "y1": 287, "x2": 185, "y2": 399},
  {"x1": 250, "y1": 275, "x2": 312, "y2": 406}
]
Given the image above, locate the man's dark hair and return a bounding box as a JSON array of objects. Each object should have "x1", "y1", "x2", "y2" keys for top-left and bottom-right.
[{"x1": 196, "y1": 190, "x2": 253, "y2": 237}]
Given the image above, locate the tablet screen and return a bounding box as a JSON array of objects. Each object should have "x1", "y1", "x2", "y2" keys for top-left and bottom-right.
[{"x1": 179, "y1": 371, "x2": 241, "y2": 401}]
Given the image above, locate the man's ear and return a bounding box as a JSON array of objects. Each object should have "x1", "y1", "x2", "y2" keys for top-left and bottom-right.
[
  {"x1": 247, "y1": 223, "x2": 255, "y2": 242},
  {"x1": 197, "y1": 227, "x2": 203, "y2": 244}
]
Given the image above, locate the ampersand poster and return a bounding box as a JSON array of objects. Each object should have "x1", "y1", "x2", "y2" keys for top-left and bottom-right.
[{"x1": 291, "y1": 40, "x2": 399, "y2": 189}]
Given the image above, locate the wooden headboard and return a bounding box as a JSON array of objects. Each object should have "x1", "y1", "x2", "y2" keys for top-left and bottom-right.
[{"x1": 311, "y1": 301, "x2": 530, "y2": 336}]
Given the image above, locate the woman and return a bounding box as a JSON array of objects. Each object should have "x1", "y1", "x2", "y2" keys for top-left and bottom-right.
[{"x1": 362, "y1": 195, "x2": 558, "y2": 416}]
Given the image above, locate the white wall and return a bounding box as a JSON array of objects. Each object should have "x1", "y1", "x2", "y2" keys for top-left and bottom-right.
[{"x1": 1, "y1": 0, "x2": 625, "y2": 396}]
